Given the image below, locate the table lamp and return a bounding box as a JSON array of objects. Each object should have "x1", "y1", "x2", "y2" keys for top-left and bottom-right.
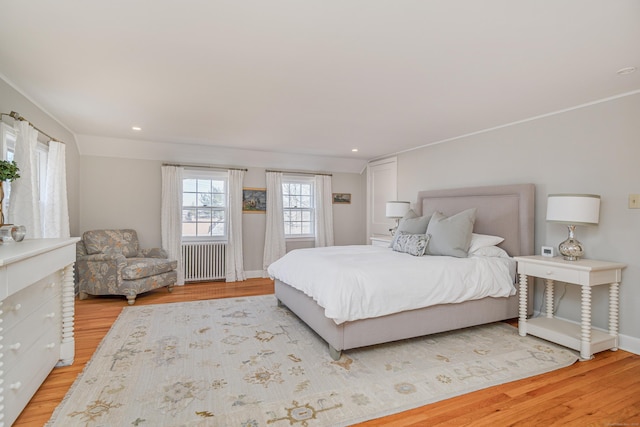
[
  {"x1": 386, "y1": 201, "x2": 410, "y2": 235},
  {"x1": 546, "y1": 194, "x2": 600, "y2": 260}
]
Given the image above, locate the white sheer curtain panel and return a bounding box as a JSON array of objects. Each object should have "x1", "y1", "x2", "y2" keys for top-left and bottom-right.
[
  {"x1": 314, "y1": 174, "x2": 334, "y2": 247},
  {"x1": 263, "y1": 171, "x2": 286, "y2": 276},
  {"x1": 43, "y1": 141, "x2": 70, "y2": 238},
  {"x1": 226, "y1": 169, "x2": 246, "y2": 282},
  {"x1": 161, "y1": 165, "x2": 184, "y2": 285},
  {"x1": 8, "y1": 121, "x2": 42, "y2": 238}
]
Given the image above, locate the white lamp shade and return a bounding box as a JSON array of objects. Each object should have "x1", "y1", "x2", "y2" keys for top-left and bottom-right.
[
  {"x1": 546, "y1": 194, "x2": 600, "y2": 225},
  {"x1": 386, "y1": 201, "x2": 410, "y2": 218}
]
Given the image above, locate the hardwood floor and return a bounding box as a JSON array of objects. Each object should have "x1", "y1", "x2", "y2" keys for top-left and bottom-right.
[{"x1": 15, "y1": 279, "x2": 640, "y2": 426}]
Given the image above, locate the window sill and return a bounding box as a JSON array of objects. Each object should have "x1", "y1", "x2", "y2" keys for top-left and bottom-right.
[{"x1": 285, "y1": 236, "x2": 315, "y2": 242}]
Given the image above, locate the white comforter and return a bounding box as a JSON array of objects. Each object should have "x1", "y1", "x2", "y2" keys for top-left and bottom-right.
[{"x1": 267, "y1": 245, "x2": 516, "y2": 324}]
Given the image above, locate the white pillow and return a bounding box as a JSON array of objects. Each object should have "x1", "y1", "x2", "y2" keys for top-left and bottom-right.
[
  {"x1": 470, "y1": 245, "x2": 510, "y2": 258},
  {"x1": 468, "y1": 233, "x2": 504, "y2": 253}
]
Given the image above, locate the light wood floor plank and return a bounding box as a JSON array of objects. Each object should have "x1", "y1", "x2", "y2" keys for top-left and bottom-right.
[{"x1": 13, "y1": 279, "x2": 640, "y2": 426}]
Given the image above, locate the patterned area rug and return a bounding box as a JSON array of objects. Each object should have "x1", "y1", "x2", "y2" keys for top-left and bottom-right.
[{"x1": 47, "y1": 296, "x2": 577, "y2": 426}]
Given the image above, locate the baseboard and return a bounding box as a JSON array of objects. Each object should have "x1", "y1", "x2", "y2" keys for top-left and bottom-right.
[
  {"x1": 531, "y1": 310, "x2": 639, "y2": 355},
  {"x1": 245, "y1": 270, "x2": 267, "y2": 279}
]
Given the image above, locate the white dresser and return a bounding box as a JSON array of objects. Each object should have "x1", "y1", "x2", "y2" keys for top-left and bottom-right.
[{"x1": 0, "y1": 238, "x2": 79, "y2": 427}]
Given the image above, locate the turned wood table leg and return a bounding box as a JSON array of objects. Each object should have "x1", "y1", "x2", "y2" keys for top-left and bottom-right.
[
  {"x1": 518, "y1": 273, "x2": 528, "y2": 336},
  {"x1": 580, "y1": 285, "x2": 593, "y2": 361},
  {"x1": 58, "y1": 263, "x2": 76, "y2": 366},
  {"x1": 545, "y1": 279, "x2": 554, "y2": 318},
  {"x1": 609, "y1": 282, "x2": 620, "y2": 351}
]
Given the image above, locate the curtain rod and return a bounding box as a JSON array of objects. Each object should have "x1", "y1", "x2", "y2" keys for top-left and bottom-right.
[
  {"x1": 266, "y1": 169, "x2": 332, "y2": 177},
  {"x1": 0, "y1": 111, "x2": 65, "y2": 144},
  {"x1": 162, "y1": 163, "x2": 247, "y2": 172}
]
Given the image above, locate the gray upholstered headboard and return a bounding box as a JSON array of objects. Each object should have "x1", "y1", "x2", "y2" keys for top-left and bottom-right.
[{"x1": 416, "y1": 183, "x2": 535, "y2": 257}]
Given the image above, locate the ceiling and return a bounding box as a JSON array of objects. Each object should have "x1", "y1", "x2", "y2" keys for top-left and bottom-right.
[{"x1": 1, "y1": 1, "x2": 639, "y2": 162}]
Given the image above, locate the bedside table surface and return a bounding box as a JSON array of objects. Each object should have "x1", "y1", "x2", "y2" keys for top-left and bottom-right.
[{"x1": 513, "y1": 255, "x2": 626, "y2": 272}]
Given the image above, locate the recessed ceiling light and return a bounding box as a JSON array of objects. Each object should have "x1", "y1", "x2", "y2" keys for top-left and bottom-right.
[
  {"x1": 132, "y1": 126, "x2": 142, "y2": 131},
  {"x1": 616, "y1": 66, "x2": 637, "y2": 76},
  {"x1": 351, "y1": 148, "x2": 358, "y2": 152}
]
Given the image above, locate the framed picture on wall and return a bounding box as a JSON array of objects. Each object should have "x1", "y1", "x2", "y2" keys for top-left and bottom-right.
[
  {"x1": 332, "y1": 193, "x2": 351, "y2": 204},
  {"x1": 243, "y1": 188, "x2": 267, "y2": 213}
]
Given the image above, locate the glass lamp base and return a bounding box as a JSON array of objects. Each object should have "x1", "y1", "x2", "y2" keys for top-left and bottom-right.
[{"x1": 558, "y1": 225, "x2": 584, "y2": 261}]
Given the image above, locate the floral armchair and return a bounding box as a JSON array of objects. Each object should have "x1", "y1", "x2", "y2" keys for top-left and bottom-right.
[{"x1": 76, "y1": 229, "x2": 177, "y2": 305}]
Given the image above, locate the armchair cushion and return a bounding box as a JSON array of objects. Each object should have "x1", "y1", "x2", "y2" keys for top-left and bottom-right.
[
  {"x1": 83, "y1": 229, "x2": 140, "y2": 258},
  {"x1": 122, "y1": 258, "x2": 178, "y2": 280}
]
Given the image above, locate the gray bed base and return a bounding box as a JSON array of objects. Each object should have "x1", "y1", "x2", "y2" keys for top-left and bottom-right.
[{"x1": 275, "y1": 183, "x2": 536, "y2": 360}]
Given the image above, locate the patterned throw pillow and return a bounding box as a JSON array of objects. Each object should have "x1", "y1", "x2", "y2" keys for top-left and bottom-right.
[{"x1": 392, "y1": 232, "x2": 431, "y2": 256}]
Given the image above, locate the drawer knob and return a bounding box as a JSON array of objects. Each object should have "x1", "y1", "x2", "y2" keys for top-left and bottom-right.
[
  {"x1": 48, "y1": 282, "x2": 57, "y2": 288},
  {"x1": 12, "y1": 303, "x2": 21, "y2": 311},
  {"x1": 10, "y1": 381, "x2": 22, "y2": 390},
  {"x1": 546, "y1": 270, "x2": 553, "y2": 275},
  {"x1": 9, "y1": 343, "x2": 21, "y2": 351},
  {"x1": 45, "y1": 312, "x2": 56, "y2": 319},
  {"x1": 45, "y1": 343, "x2": 55, "y2": 350}
]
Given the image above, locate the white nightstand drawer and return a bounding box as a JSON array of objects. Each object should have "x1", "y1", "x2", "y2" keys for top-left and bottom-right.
[{"x1": 517, "y1": 261, "x2": 581, "y2": 283}]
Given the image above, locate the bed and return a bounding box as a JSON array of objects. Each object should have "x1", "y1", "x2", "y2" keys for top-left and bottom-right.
[{"x1": 270, "y1": 183, "x2": 535, "y2": 360}]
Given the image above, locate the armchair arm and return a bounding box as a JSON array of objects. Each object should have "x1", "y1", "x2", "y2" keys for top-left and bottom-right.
[
  {"x1": 77, "y1": 253, "x2": 128, "y2": 292},
  {"x1": 139, "y1": 247, "x2": 169, "y2": 258}
]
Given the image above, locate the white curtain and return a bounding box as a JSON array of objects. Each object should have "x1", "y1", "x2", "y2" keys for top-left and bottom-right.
[
  {"x1": 8, "y1": 121, "x2": 41, "y2": 238},
  {"x1": 43, "y1": 141, "x2": 70, "y2": 238},
  {"x1": 161, "y1": 165, "x2": 184, "y2": 285},
  {"x1": 263, "y1": 171, "x2": 286, "y2": 276},
  {"x1": 314, "y1": 174, "x2": 334, "y2": 247},
  {"x1": 226, "y1": 169, "x2": 246, "y2": 282}
]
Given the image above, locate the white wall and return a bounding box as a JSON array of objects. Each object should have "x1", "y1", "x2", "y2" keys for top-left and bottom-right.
[
  {"x1": 78, "y1": 155, "x2": 367, "y2": 274},
  {"x1": 394, "y1": 92, "x2": 640, "y2": 351}
]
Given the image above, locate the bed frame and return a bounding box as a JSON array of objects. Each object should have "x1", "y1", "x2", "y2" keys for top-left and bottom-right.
[{"x1": 275, "y1": 183, "x2": 536, "y2": 360}]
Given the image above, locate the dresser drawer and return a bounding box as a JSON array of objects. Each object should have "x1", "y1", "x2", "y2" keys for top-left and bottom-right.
[
  {"x1": 518, "y1": 262, "x2": 581, "y2": 283},
  {"x1": 2, "y1": 297, "x2": 61, "y2": 370},
  {"x1": 2, "y1": 271, "x2": 61, "y2": 331},
  {"x1": 2, "y1": 333, "x2": 60, "y2": 427}
]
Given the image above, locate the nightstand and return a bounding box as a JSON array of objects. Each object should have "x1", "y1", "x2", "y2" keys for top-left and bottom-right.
[
  {"x1": 370, "y1": 235, "x2": 392, "y2": 247},
  {"x1": 514, "y1": 255, "x2": 626, "y2": 360}
]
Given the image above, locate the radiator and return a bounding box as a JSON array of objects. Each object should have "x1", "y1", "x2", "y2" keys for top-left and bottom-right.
[{"x1": 182, "y1": 242, "x2": 226, "y2": 282}]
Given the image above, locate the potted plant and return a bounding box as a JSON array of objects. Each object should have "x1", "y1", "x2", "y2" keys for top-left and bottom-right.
[{"x1": 0, "y1": 160, "x2": 20, "y2": 225}]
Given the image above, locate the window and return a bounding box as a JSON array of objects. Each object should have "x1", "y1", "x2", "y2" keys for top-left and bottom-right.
[
  {"x1": 282, "y1": 176, "x2": 315, "y2": 238},
  {"x1": 182, "y1": 169, "x2": 227, "y2": 240},
  {"x1": 0, "y1": 124, "x2": 49, "y2": 224}
]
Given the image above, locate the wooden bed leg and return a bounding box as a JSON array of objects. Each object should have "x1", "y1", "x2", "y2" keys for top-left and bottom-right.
[{"x1": 329, "y1": 345, "x2": 342, "y2": 361}]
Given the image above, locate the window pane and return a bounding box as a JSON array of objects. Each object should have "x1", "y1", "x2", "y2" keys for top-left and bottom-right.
[
  {"x1": 197, "y1": 208, "x2": 212, "y2": 220},
  {"x1": 211, "y1": 193, "x2": 225, "y2": 207},
  {"x1": 211, "y1": 180, "x2": 225, "y2": 193},
  {"x1": 183, "y1": 208, "x2": 196, "y2": 222},
  {"x1": 298, "y1": 196, "x2": 311, "y2": 208},
  {"x1": 182, "y1": 223, "x2": 197, "y2": 236},
  {"x1": 212, "y1": 209, "x2": 225, "y2": 221},
  {"x1": 197, "y1": 179, "x2": 212, "y2": 192},
  {"x1": 183, "y1": 179, "x2": 197, "y2": 192},
  {"x1": 301, "y1": 184, "x2": 311, "y2": 196},
  {"x1": 183, "y1": 193, "x2": 197, "y2": 207},
  {"x1": 209, "y1": 222, "x2": 225, "y2": 236}
]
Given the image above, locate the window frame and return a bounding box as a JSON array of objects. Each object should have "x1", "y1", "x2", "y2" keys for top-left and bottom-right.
[
  {"x1": 282, "y1": 175, "x2": 315, "y2": 240},
  {"x1": 181, "y1": 169, "x2": 228, "y2": 242},
  {"x1": 0, "y1": 124, "x2": 49, "y2": 225}
]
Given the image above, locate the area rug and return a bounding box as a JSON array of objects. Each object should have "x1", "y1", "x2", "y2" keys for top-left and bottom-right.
[{"x1": 47, "y1": 296, "x2": 577, "y2": 426}]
